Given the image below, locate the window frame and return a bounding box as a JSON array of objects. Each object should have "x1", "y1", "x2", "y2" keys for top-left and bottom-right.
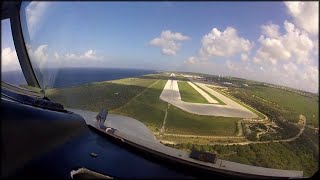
[{"x1": 1, "y1": 1, "x2": 41, "y2": 89}]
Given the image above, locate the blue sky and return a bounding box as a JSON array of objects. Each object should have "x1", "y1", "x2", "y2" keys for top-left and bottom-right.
[
  {"x1": 1, "y1": 1, "x2": 319, "y2": 92},
  {"x1": 20, "y1": 2, "x2": 287, "y2": 63}
]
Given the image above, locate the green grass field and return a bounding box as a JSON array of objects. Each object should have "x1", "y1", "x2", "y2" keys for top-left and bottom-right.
[
  {"x1": 112, "y1": 80, "x2": 168, "y2": 131},
  {"x1": 178, "y1": 81, "x2": 208, "y2": 104},
  {"x1": 46, "y1": 77, "x2": 157, "y2": 112},
  {"x1": 112, "y1": 77, "x2": 240, "y2": 136},
  {"x1": 165, "y1": 105, "x2": 240, "y2": 136},
  {"x1": 248, "y1": 87, "x2": 319, "y2": 126}
]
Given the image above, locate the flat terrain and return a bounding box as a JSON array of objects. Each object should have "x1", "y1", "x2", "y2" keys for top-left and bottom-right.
[
  {"x1": 112, "y1": 76, "x2": 241, "y2": 136},
  {"x1": 187, "y1": 82, "x2": 218, "y2": 103},
  {"x1": 165, "y1": 105, "x2": 240, "y2": 136},
  {"x1": 112, "y1": 80, "x2": 168, "y2": 132},
  {"x1": 160, "y1": 79, "x2": 258, "y2": 118},
  {"x1": 46, "y1": 76, "x2": 158, "y2": 111},
  {"x1": 193, "y1": 83, "x2": 226, "y2": 105},
  {"x1": 178, "y1": 81, "x2": 208, "y2": 103}
]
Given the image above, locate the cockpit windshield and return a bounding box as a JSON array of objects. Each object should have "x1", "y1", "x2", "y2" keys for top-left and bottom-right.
[{"x1": 1, "y1": 1, "x2": 318, "y2": 178}]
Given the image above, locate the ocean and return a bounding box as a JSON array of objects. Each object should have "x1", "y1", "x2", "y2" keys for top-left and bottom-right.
[{"x1": 2, "y1": 68, "x2": 157, "y2": 88}]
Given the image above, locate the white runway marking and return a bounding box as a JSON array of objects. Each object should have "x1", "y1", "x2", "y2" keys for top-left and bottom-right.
[{"x1": 187, "y1": 81, "x2": 218, "y2": 104}]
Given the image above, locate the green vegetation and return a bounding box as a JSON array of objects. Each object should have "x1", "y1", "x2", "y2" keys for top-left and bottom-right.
[
  {"x1": 166, "y1": 105, "x2": 240, "y2": 136},
  {"x1": 111, "y1": 77, "x2": 240, "y2": 136},
  {"x1": 170, "y1": 135, "x2": 318, "y2": 177},
  {"x1": 213, "y1": 87, "x2": 266, "y2": 119},
  {"x1": 46, "y1": 77, "x2": 157, "y2": 112},
  {"x1": 227, "y1": 87, "x2": 303, "y2": 140},
  {"x1": 193, "y1": 83, "x2": 226, "y2": 105},
  {"x1": 112, "y1": 80, "x2": 167, "y2": 131},
  {"x1": 42, "y1": 71, "x2": 317, "y2": 177},
  {"x1": 246, "y1": 86, "x2": 318, "y2": 127},
  {"x1": 178, "y1": 81, "x2": 208, "y2": 103}
]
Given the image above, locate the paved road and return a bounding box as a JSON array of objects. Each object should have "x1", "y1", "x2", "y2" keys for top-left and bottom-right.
[
  {"x1": 159, "y1": 77, "x2": 257, "y2": 118},
  {"x1": 155, "y1": 132, "x2": 245, "y2": 139}
]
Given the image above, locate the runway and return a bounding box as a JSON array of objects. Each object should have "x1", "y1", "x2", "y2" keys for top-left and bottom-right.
[{"x1": 159, "y1": 75, "x2": 257, "y2": 118}]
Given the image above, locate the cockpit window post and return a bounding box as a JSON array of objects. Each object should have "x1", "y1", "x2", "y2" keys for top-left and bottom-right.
[{"x1": 8, "y1": 1, "x2": 41, "y2": 89}]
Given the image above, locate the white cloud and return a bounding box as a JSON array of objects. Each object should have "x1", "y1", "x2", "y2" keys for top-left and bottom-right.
[
  {"x1": 184, "y1": 56, "x2": 196, "y2": 65},
  {"x1": 259, "y1": 66, "x2": 264, "y2": 71},
  {"x1": 199, "y1": 27, "x2": 254, "y2": 58},
  {"x1": 241, "y1": 53, "x2": 249, "y2": 62},
  {"x1": 253, "y1": 21, "x2": 314, "y2": 65},
  {"x1": 25, "y1": 2, "x2": 51, "y2": 39},
  {"x1": 254, "y1": 36, "x2": 291, "y2": 65},
  {"x1": 283, "y1": 61, "x2": 298, "y2": 73},
  {"x1": 284, "y1": 1, "x2": 319, "y2": 35},
  {"x1": 34, "y1": 45, "x2": 49, "y2": 62},
  {"x1": 302, "y1": 65, "x2": 318, "y2": 85},
  {"x1": 261, "y1": 23, "x2": 280, "y2": 38},
  {"x1": 25, "y1": 44, "x2": 103, "y2": 69},
  {"x1": 62, "y1": 49, "x2": 102, "y2": 61},
  {"x1": 181, "y1": 4, "x2": 318, "y2": 93},
  {"x1": 1, "y1": 47, "x2": 20, "y2": 72},
  {"x1": 249, "y1": 18, "x2": 318, "y2": 93},
  {"x1": 26, "y1": 44, "x2": 49, "y2": 69},
  {"x1": 278, "y1": 62, "x2": 318, "y2": 93},
  {"x1": 149, "y1": 30, "x2": 190, "y2": 56},
  {"x1": 54, "y1": 52, "x2": 60, "y2": 59},
  {"x1": 64, "y1": 53, "x2": 76, "y2": 60}
]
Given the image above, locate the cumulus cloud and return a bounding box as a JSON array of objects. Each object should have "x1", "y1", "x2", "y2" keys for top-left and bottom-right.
[
  {"x1": 199, "y1": 27, "x2": 254, "y2": 58},
  {"x1": 34, "y1": 45, "x2": 49, "y2": 61},
  {"x1": 60, "y1": 49, "x2": 102, "y2": 61},
  {"x1": 182, "y1": 4, "x2": 318, "y2": 93},
  {"x1": 25, "y1": 2, "x2": 51, "y2": 39},
  {"x1": 25, "y1": 44, "x2": 103, "y2": 69},
  {"x1": 241, "y1": 53, "x2": 249, "y2": 62},
  {"x1": 284, "y1": 1, "x2": 319, "y2": 35},
  {"x1": 149, "y1": 30, "x2": 190, "y2": 56},
  {"x1": 283, "y1": 61, "x2": 298, "y2": 74},
  {"x1": 54, "y1": 52, "x2": 60, "y2": 59},
  {"x1": 1, "y1": 47, "x2": 20, "y2": 72},
  {"x1": 248, "y1": 18, "x2": 318, "y2": 93},
  {"x1": 26, "y1": 44, "x2": 50, "y2": 69},
  {"x1": 274, "y1": 62, "x2": 318, "y2": 93},
  {"x1": 261, "y1": 24, "x2": 280, "y2": 38},
  {"x1": 184, "y1": 56, "x2": 197, "y2": 65},
  {"x1": 302, "y1": 65, "x2": 318, "y2": 86},
  {"x1": 253, "y1": 21, "x2": 314, "y2": 65}
]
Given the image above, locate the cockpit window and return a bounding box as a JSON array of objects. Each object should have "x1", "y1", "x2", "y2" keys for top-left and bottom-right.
[
  {"x1": 1, "y1": 19, "x2": 27, "y2": 86},
  {"x1": 17, "y1": 1, "x2": 318, "y2": 177}
]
